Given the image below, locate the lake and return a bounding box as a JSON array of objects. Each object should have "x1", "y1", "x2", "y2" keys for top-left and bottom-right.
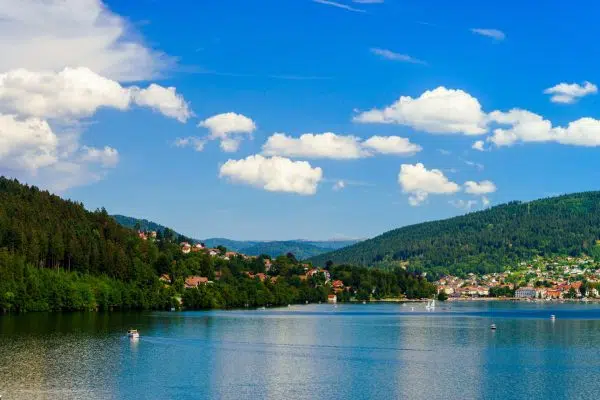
[{"x1": 1, "y1": 301, "x2": 600, "y2": 399}]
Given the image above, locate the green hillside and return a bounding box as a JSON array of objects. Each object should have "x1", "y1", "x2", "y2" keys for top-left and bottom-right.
[
  {"x1": 0, "y1": 177, "x2": 434, "y2": 311},
  {"x1": 309, "y1": 192, "x2": 600, "y2": 277},
  {"x1": 239, "y1": 241, "x2": 331, "y2": 259}
]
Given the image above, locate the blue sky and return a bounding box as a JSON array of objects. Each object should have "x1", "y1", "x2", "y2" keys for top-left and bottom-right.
[{"x1": 3, "y1": 0, "x2": 600, "y2": 240}]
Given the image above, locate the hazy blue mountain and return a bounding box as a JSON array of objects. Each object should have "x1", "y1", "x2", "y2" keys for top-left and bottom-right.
[{"x1": 112, "y1": 216, "x2": 358, "y2": 259}]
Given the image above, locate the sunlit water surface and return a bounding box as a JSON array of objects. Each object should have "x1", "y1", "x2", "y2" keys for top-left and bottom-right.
[{"x1": 1, "y1": 302, "x2": 600, "y2": 399}]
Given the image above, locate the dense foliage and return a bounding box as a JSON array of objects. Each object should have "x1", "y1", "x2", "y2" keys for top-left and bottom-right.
[
  {"x1": 310, "y1": 192, "x2": 600, "y2": 278},
  {"x1": 0, "y1": 177, "x2": 434, "y2": 312}
]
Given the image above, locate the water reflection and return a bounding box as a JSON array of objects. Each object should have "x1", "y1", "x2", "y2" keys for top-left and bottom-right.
[{"x1": 1, "y1": 303, "x2": 600, "y2": 399}]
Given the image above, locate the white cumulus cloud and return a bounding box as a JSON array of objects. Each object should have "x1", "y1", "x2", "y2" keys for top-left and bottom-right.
[
  {"x1": 398, "y1": 163, "x2": 460, "y2": 206},
  {"x1": 489, "y1": 109, "x2": 600, "y2": 147},
  {"x1": 132, "y1": 84, "x2": 192, "y2": 123},
  {"x1": 362, "y1": 135, "x2": 422, "y2": 155},
  {"x1": 219, "y1": 155, "x2": 323, "y2": 195},
  {"x1": 354, "y1": 87, "x2": 487, "y2": 135},
  {"x1": 0, "y1": 67, "x2": 191, "y2": 122},
  {"x1": 199, "y1": 112, "x2": 257, "y2": 152},
  {"x1": 544, "y1": 81, "x2": 597, "y2": 104},
  {"x1": 262, "y1": 132, "x2": 421, "y2": 159},
  {"x1": 0, "y1": 0, "x2": 172, "y2": 81},
  {"x1": 0, "y1": 114, "x2": 58, "y2": 171},
  {"x1": 262, "y1": 132, "x2": 366, "y2": 159},
  {"x1": 464, "y1": 180, "x2": 497, "y2": 195}
]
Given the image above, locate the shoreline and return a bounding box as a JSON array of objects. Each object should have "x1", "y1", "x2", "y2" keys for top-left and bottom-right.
[{"x1": 365, "y1": 297, "x2": 600, "y2": 304}]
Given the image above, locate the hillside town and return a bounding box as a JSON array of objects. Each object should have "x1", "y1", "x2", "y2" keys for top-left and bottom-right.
[{"x1": 435, "y1": 255, "x2": 600, "y2": 300}]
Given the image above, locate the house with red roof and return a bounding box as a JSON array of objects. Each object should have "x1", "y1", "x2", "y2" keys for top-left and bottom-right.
[{"x1": 185, "y1": 276, "x2": 209, "y2": 288}]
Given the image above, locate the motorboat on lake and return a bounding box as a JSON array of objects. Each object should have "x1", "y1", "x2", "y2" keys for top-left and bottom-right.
[
  {"x1": 128, "y1": 329, "x2": 140, "y2": 339},
  {"x1": 490, "y1": 324, "x2": 497, "y2": 330}
]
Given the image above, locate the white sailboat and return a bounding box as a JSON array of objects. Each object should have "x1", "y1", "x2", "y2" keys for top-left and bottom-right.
[{"x1": 425, "y1": 299, "x2": 436, "y2": 311}]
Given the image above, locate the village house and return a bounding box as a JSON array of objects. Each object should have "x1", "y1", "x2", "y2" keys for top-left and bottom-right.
[
  {"x1": 208, "y1": 249, "x2": 219, "y2": 257},
  {"x1": 180, "y1": 242, "x2": 192, "y2": 254},
  {"x1": 515, "y1": 287, "x2": 536, "y2": 298},
  {"x1": 264, "y1": 259, "x2": 273, "y2": 271},
  {"x1": 185, "y1": 276, "x2": 209, "y2": 288},
  {"x1": 327, "y1": 294, "x2": 337, "y2": 304},
  {"x1": 159, "y1": 274, "x2": 171, "y2": 284},
  {"x1": 306, "y1": 268, "x2": 331, "y2": 282},
  {"x1": 191, "y1": 243, "x2": 204, "y2": 253}
]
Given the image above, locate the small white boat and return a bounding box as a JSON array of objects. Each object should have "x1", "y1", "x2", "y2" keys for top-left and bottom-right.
[
  {"x1": 425, "y1": 299, "x2": 436, "y2": 311},
  {"x1": 550, "y1": 314, "x2": 556, "y2": 320},
  {"x1": 258, "y1": 306, "x2": 266, "y2": 310},
  {"x1": 490, "y1": 324, "x2": 497, "y2": 330},
  {"x1": 128, "y1": 329, "x2": 140, "y2": 339},
  {"x1": 362, "y1": 301, "x2": 366, "y2": 305}
]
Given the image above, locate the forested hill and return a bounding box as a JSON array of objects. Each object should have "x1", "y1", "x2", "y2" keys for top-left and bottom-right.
[
  {"x1": 0, "y1": 178, "x2": 160, "y2": 280},
  {"x1": 309, "y1": 191, "x2": 600, "y2": 276},
  {"x1": 0, "y1": 177, "x2": 435, "y2": 312}
]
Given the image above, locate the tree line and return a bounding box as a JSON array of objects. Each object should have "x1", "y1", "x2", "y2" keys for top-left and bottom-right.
[{"x1": 0, "y1": 177, "x2": 436, "y2": 312}]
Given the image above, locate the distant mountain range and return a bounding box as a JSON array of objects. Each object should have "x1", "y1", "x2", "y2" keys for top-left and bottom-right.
[
  {"x1": 309, "y1": 191, "x2": 600, "y2": 276},
  {"x1": 112, "y1": 215, "x2": 359, "y2": 259}
]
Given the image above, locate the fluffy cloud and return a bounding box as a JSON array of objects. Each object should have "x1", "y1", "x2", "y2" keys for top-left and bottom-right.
[
  {"x1": 199, "y1": 112, "x2": 256, "y2": 152},
  {"x1": 370, "y1": 48, "x2": 427, "y2": 65},
  {"x1": 362, "y1": 135, "x2": 422, "y2": 155},
  {"x1": 0, "y1": 0, "x2": 172, "y2": 81},
  {"x1": 262, "y1": 132, "x2": 421, "y2": 159},
  {"x1": 471, "y1": 28, "x2": 506, "y2": 41},
  {"x1": 219, "y1": 155, "x2": 323, "y2": 195},
  {"x1": 132, "y1": 84, "x2": 192, "y2": 123},
  {"x1": 489, "y1": 109, "x2": 600, "y2": 147},
  {"x1": 398, "y1": 163, "x2": 460, "y2": 206},
  {"x1": 464, "y1": 180, "x2": 497, "y2": 195},
  {"x1": 354, "y1": 87, "x2": 487, "y2": 135},
  {"x1": 544, "y1": 81, "x2": 597, "y2": 104},
  {"x1": 0, "y1": 1, "x2": 192, "y2": 191},
  {"x1": 0, "y1": 114, "x2": 58, "y2": 171},
  {"x1": 472, "y1": 140, "x2": 486, "y2": 151},
  {"x1": 0, "y1": 67, "x2": 191, "y2": 122},
  {"x1": 262, "y1": 132, "x2": 366, "y2": 159}
]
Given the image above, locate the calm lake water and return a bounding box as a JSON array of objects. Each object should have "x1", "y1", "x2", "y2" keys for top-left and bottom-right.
[{"x1": 1, "y1": 301, "x2": 600, "y2": 399}]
